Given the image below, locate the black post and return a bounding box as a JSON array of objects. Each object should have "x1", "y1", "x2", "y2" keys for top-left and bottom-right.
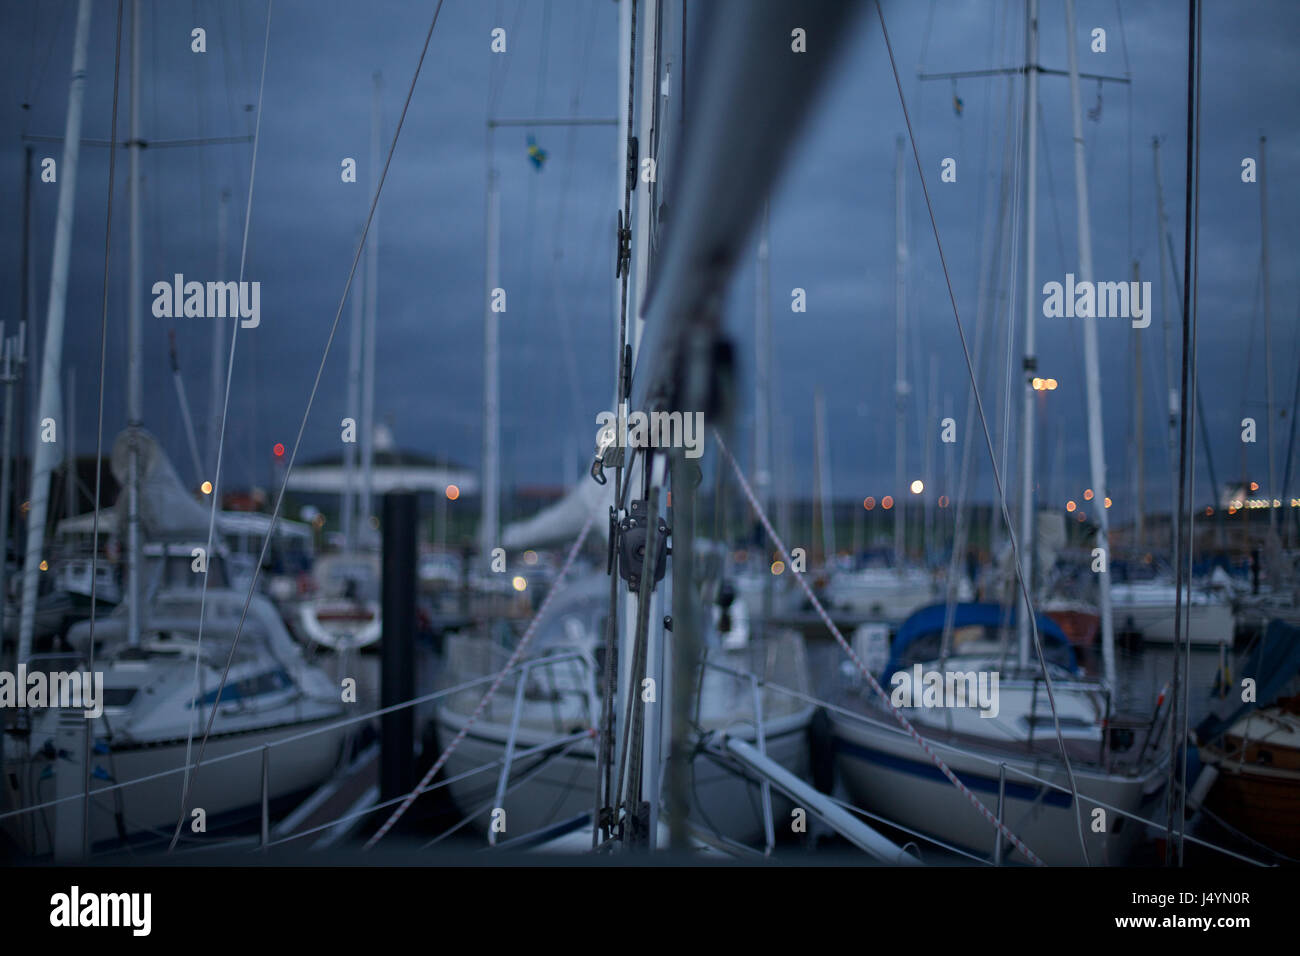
[{"x1": 380, "y1": 492, "x2": 417, "y2": 807}]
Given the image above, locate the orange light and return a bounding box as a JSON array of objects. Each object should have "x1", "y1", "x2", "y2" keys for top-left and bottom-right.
[
  {"x1": 1204, "y1": 506, "x2": 1213, "y2": 517},
  {"x1": 39, "y1": 559, "x2": 48, "y2": 572},
  {"x1": 511, "y1": 575, "x2": 527, "y2": 592},
  {"x1": 201, "y1": 480, "x2": 213, "y2": 495},
  {"x1": 1045, "y1": 378, "x2": 1058, "y2": 390},
  {"x1": 1228, "y1": 506, "x2": 1237, "y2": 515},
  {"x1": 1083, "y1": 489, "x2": 1094, "y2": 501},
  {"x1": 771, "y1": 560, "x2": 785, "y2": 576},
  {"x1": 1250, "y1": 481, "x2": 1259, "y2": 492},
  {"x1": 882, "y1": 495, "x2": 894, "y2": 510},
  {"x1": 1076, "y1": 511, "x2": 1086, "y2": 522},
  {"x1": 938, "y1": 495, "x2": 949, "y2": 508},
  {"x1": 1066, "y1": 500, "x2": 1076, "y2": 513},
  {"x1": 273, "y1": 442, "x2": 285, "y2": 458},
  {"x1": 863, "y1": 496, "x2": 875, "y2": 511},
  {"x1": 445, "y1": 484, "x2": 460, "y2": 501},
  {"x1": 1032, "y1": 377, "x2": 1044, "y2": 391},
  {"x1": 1104, "y1": 497, "x2": 1112, "y2": 509}
]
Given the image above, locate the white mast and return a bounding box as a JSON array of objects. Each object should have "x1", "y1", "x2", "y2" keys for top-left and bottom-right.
[
  {"x1": 893, "y1": 136, "x2": 907, "y2": 570},
  {"x1": 620, "y1": 0, "x2": 665, "y2": 841},
  {"x1": 208, "y1": 189, "x2": 229, "y2": 479},
  {"x1": 125, "y1": 0, "x2": 144, "y2": 647},
  {"x1": 1260, "y1": 135, "x2": 1276, "y2": 537},
  {"x1": 816, "y1": 387, "x2": 834, "y2": 560},
  {"x1": 360, "y1": 72, "x2": 381, "y2": 543},
  {"x1": 342, "y1": 227, "x2": 363, "y2": 551},
  {"x1": 479, "y1": 134, "x2": 500, "y2": 567},
  {"x1": 17, "y1": 0, "x2": 93, "y2": 663},
  {"x1": 64, "y1": 369, "x2": 76, "y2": 518},
  {"x1": 1064, "y1": 0, "x2": 1116, "y2": 687},
  {"x1": 1016, "y1": 0, "x2": 1039, "y2": 671},
  {"x1": 754, "y1": 203, "x2": 771, "y2": 521}
]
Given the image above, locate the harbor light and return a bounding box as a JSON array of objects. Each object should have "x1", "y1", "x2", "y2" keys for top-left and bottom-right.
[
  {"x1": 39, "y1": 560, "x2": 48, "y2": 572},
  {"x1": 1031, "y1": 377, "x2": 1044, "y2": 390},
  {"x1": 881, "y1": 495, "x2": 894, "y2": 510},
  {"x1": 1250, "y1": 481, "x2": 1259, "y2": 491},
  {"x1": 445, "y1": 484, "x2": 460, "y2": 501},
  {"x1": 511, "y1": 575, "x2": 527, "y2": 592},
  {"x1": 1066, "y1": 500, "x2": 1076, "y2": 512},
  {"x1": 863, "y1": 496, "x2": 875, "y2": 510},
  {"x1": 910, "y1": 479, "x2": 924, "y2": 494},
  {"x1": 1104, "y1": 497, "x2": 1112, "y2": 509},
  {"x1": 1083, "y1": 489, "x2": 1094, "y2": 501},
  {"x1": 201, "y1": 480, "x2": 213, "y2": 495},
  {"x1": 1045, "y1": 378, "x2": 1058, "y2": 390},
  {"x1": 771, "y1": 560, "x2": 785, "y2": 575}
]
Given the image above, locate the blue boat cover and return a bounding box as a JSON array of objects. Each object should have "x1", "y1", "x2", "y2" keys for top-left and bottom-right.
[
  {"x1": 1195, "y1": 618, "x2": 1300, "y2": 743},
  {"x1": 884, "y1": 602, "x2": 1078, "y2": 677}
]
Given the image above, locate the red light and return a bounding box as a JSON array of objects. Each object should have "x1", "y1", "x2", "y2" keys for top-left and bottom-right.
[{"x1": 273, "y1": 442, "x2": 285, "y2": 458}]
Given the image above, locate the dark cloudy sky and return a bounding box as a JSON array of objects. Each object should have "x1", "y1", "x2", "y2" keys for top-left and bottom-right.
[{"x1": 2, "y1": 0, "x2": 1297, "y2": 532}]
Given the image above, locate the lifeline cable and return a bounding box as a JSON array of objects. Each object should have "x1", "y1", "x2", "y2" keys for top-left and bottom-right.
[
  {"x1": 875, "y1": 0, "x2": 1090, "y2": 863},
  {"x1": 715, "y1": 432, "x2": 1044, "y2": 865},
  {"x1": 364, "y1": 512, "x2": 595, "y2": 848}
]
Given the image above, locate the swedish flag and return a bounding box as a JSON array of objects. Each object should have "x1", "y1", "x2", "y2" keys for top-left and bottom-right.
[{"x1": 527, "y1": 135, "x2": 548, "y2": 171}]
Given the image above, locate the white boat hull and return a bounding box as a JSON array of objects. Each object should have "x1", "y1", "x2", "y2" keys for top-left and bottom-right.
[
  {"x1": 1111, "y1": 599, "x2": 1233, "y2": 645},
  {"x1": 7, "y1": 716, "x2": 346, "y2": 856},
  {"x1": 830, "y1": 711, "x2": 1165, "y2": 865}
]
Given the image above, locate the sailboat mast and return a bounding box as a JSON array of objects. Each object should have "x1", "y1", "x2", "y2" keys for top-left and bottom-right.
[
  {"x1": 479, "y1": 131, "x2": 500, "y2": 568},
  {"x1": 815, "y1": 387, "x2": 833, "y2": 561},
  {"x1": 125, "y1": 0, "x2": 143, "y2": 647},
  {"x1": 16, "y1": 0, "x2": 93, "y2": 664},
  {"x1": 208, "y1": 189, "x2": 228, "y2": 479},
  {"x1": 1064, "y1": 0, "x2": 1116, "y2": 687},
  {"x1": 893, "y1": 136, "x2": 907, "y2": 570},
  {"x1": 342, "y1": 227, "x2": 362, "y2": 551},
  {"x1": 755, "y1": 203, "x2": 771, "y2": 523},
  {"x1": 360, "y1": 73, "x2": 381, "y2": 540},
  {"x1": 1133, "y1": 259, "x2": 1145, "y2": 553},
  {"x1": 1259, "y1": 134, "x2": 1276, "y2": 537},
  {"x1": 1016, "y1": 0, "x2": 1039, "y2": 671},
  {"x1": 1153, "y1": 138, "x2": 1179, "y2": 554},
  {"x1": 65, "y1": 369, "x2": 75, "y2": 518}
]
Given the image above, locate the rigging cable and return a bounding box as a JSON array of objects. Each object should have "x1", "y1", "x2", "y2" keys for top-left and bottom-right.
[
  {"x1": 169, "y1": 0, "x2": 275, "y2": 852},
  {"x1": 82, "y1": 0, "x2": 126, "y2": 860},
  {"x1": 364, "y1": 512, "x2": 595, "y2": 848},
  {"x1": 1177, "y1": 0, "x2": 1205, "y2": 866},
  {"x1": 874, "y1": 0, "x2": 1090, "y2": 864},
  {"x1": 168, "y1": 0, "x2": 448, "y2": 851},
  {"x1": 715, "y1": 432, "x2": 1043, "y2": 865}
]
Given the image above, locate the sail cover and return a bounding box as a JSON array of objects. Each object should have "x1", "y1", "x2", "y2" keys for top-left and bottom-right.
[{"x1": 110, "y1": 428, "x2": 217, "y2": 542}]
